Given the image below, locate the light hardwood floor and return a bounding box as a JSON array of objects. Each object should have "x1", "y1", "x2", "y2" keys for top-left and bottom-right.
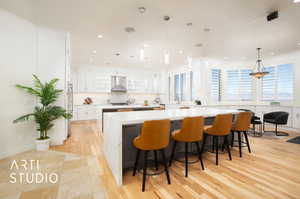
[{"x1": 51, "y1": 120, "x2": 300, "y2": 199}]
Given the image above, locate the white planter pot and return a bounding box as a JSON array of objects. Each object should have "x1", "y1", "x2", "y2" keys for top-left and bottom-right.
[{"x1": 35, "y1": 138, "x2": 50, "y2": 151}]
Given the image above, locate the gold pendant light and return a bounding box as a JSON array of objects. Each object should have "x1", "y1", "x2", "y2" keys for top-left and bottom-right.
[{"x1": 249, "y1": 48, "x2": 269, "y2": 79}]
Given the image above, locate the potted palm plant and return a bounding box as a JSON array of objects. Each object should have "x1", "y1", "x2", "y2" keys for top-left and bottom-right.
[{"x1": 13, "y1": 75, "x2": 72, "y2": 151}]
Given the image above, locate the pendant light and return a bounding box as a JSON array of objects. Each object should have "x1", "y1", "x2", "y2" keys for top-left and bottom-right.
[{"x1": 249, "y1": 48, "x2": 269, "y2": 79}]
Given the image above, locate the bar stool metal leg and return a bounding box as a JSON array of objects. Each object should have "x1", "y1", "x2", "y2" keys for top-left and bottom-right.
[
  {"x1": 195, "y1": 142, "x2": 205, "y2": 170},
  {"x1": 225, "y1": 135, "x2": 232, "y2": 160},
  {"x1": 185, "y1": 143, "x2": 188, "y2": 177},
  {"x1": 215, "y1": 136, "x2": 219, "y2": 165},
  {"x1": 142, "y1": 151, "x2": 148, "y2": 192},
  {"x1": 160, "y1": 149, "x2": 171, "y2": 184},
  {"x1": 243, "y1": 131, "x2": 251, "y2": 153},
  {"x1": 238, "y1": 132, "x2": 242, "y2": 157},
  {"x1": 154, "y1": 151, "x2": 158, "y2": 171},
  {"x1": 169, "y1": 141, "x2": 177, "y2": 166},
  {"x1": 133, "y1": 149, "x2": 140, "y2": 176}
]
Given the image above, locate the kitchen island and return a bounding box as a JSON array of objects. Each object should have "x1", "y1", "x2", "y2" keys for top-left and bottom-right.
[
  {"x1": 103, "y1": 107, "x2": 240, "y2": 186},
  {"x1": 99, "y1": 104, "x2": 161, "y2": 131}
]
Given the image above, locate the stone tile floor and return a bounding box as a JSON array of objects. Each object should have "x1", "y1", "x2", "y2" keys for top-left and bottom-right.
[{"x1": 0, "y1": 150, "x2": 106, "y2": 199}]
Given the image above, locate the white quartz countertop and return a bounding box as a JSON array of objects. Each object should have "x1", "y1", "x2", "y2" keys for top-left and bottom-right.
[
  {"x1": 103, "y1": 107, "x2": 240, "y2": 125},
  {"x1": 74, "y1": 104, "x2": 160, "y2": 109},
  {"x1": 98, "y1": 104, "x2": 160, "y2": 109}
]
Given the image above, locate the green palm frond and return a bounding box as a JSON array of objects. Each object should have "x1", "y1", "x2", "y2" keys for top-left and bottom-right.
[
  {"x1": 13, "y1": 113, "x2": 35, "y2": 123},
  {"x1": 32, "y1": 74, "x2": 43, "y2": 90},
  {"x1": 16, "y1": 85, "x2": 41, "y2": 97}
]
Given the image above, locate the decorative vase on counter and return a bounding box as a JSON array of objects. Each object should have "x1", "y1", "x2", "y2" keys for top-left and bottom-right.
[
  {"x1": 144, "y1": 100, "x2": 149, "y2": 106},
  {"x1": 84, "y1": 97, "x2": 93, "y2": 104}
]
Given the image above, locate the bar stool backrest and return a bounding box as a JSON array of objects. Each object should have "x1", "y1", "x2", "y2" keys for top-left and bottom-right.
[
  {"x1": 210, "y1": 114, "x2": 233, "y2": 136},
  {"x1": 233, "y1": 112, "x2": 252, "y2": 131},
  {"x1": 178, "y1": 117, "x2": 204, "y2": 142},
  {"x1": 138, "y1": 119, "x2": 171, "y2": 150}
]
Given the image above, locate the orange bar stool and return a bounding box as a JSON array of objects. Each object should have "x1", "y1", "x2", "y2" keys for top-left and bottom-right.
[
  {"x1": 132, "y1": 119, "x2": 171, "y2": 192},
  {"x1": 231, "y1": 112, "x2": 252, "y2": 157},
  {"x1": 203, "y1": 114, "x2": 233, "y2": 165},
  {"x1": 169, "y1": 117, "x2": 205, "y2": 177}
]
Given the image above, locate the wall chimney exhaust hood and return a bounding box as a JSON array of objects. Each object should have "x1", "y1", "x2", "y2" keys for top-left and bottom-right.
[{"x1": 111, "y1": 76, "x2": 127, "y2": 92}]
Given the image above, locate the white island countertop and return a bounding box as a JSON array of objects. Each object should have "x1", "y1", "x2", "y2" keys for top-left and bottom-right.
[
  {"x1": 103, "y1": 107, "x2": 240, "y2": 125},
  {"x1": 98, "y1": 104, "x2": 160, "y2": 109},
  {"x1": 103, "y1": 107, "x2": 240, "y2": 186}
]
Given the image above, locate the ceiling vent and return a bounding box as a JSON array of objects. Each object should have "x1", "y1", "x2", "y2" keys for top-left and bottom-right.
[
  {"x1": 125, "y1": 27, "x2": 135, "y2": 33},
  {"x1": 164, "y1": 16, "x2": 170, "y2": 21},
  {"x1": 138, "y1": 7, "x2": 146, "y2": 14},
  {"x1": 267, "y1": 11, "x2": 279, "y2": 21}
]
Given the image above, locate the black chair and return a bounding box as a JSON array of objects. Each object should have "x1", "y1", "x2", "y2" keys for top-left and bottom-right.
[
  {"x1": 263, "y1": 112, "x2": 289, "y2": 136},
  {"x1": 238, "y1": 109, "x2": 262, "y2": 136}
]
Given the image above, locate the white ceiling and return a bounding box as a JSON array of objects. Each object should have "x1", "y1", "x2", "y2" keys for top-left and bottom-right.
[{"x1": 17, "y1": 0, "x2": 300, "y2": 67}]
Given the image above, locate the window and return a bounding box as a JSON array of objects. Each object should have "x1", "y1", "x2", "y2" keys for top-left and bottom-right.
[
  {"x1": 174, "y1": 73, "x2": 187, "y2": 101},
  {"x1": 174, "y1": 74, "x2": 180, "y2": 101},
  {"x1": 211, "y1": 69, "x2": 221, "y2": 101},
  {"x1": 226, "y1": 69, "x2": 253, "y2": 101},
  {"x1": 190, "y1": 71, "x2": 193, "y2": 101},
  {"x1": 239, "y1": 69, "x2": 253, "y2": 101},
  {"x1": 262, "y1": 66, "x2": 276, "y2": 101},
  {"x1": 262, "y1": 64, "x2": 293, "y2": 101}
]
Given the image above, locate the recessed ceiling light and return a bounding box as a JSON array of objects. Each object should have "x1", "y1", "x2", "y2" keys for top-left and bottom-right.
[
  {"x1": 97, "y1": 34, "x2": 103, "y2": 38},
  {"x1": 164, "y1": 53, "x2": 170, "y2": 65},
  {"x1": 92, "y1": 50, "x2": 97, "y2": 54},
  {"x1": 294, "y1": 0, "x2": 300, "y2": 3},
  {"x1": 187, "y1": 56, "x2": 192, "y2": 68},
  {"x1": 179, "y1": 50, "x2": 183, "y2": 54},
  {"x1": 297, "y1": 42, "x2": 300, "y2": 46},
  {"x1": 140, "y1": 49, "x2": 145, "y2": 61},
  {"x1": 143, "y1": 44, "x2": 149, "y2": 48},
  {"x1": 270, "y1": 52, "x2": 275, "y2": 55}
]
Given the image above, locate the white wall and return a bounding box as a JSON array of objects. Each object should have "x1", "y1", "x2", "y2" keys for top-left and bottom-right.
[
  {"x1": 0, "y1": 7, "x2": 69, "y2": 158},
  {"x1": 0, "y1": 8, "x2": 37, "y2": 158},
  {"x1": 37, "y1": 27, "x2": 69, "y2": 145}
]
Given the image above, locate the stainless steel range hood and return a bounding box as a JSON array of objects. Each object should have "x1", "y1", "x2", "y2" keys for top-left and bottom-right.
[{"x1": 111, "y1": 76, "x2": 127, "y2": 92}]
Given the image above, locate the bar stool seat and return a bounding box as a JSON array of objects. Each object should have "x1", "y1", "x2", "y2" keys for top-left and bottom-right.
[
  {"x1": 169, "y1": 116, "x2": 205, "y2": 177},
  {"x1": 132, "y1": 119, "x2": 171, "y2": 192}
]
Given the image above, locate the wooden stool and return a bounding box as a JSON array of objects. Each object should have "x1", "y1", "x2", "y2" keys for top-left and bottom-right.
[
  {"x1": 132, "y1": 119, "x2": 171, "y2": 192},
  {"x1": 169, "y1": 117, "x2": 205, "y2": 177},
  {"x1": 203, "y1": 114, "x2": 233, "y2": 165}
]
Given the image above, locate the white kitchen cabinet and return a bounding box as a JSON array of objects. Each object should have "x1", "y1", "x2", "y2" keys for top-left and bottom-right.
[
  {"x1": 292, "y1": 107, "x2": 300, "y2": 129},
  {"x1": 75, "y1": 105, "x2": 97, "y2": 121}
]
